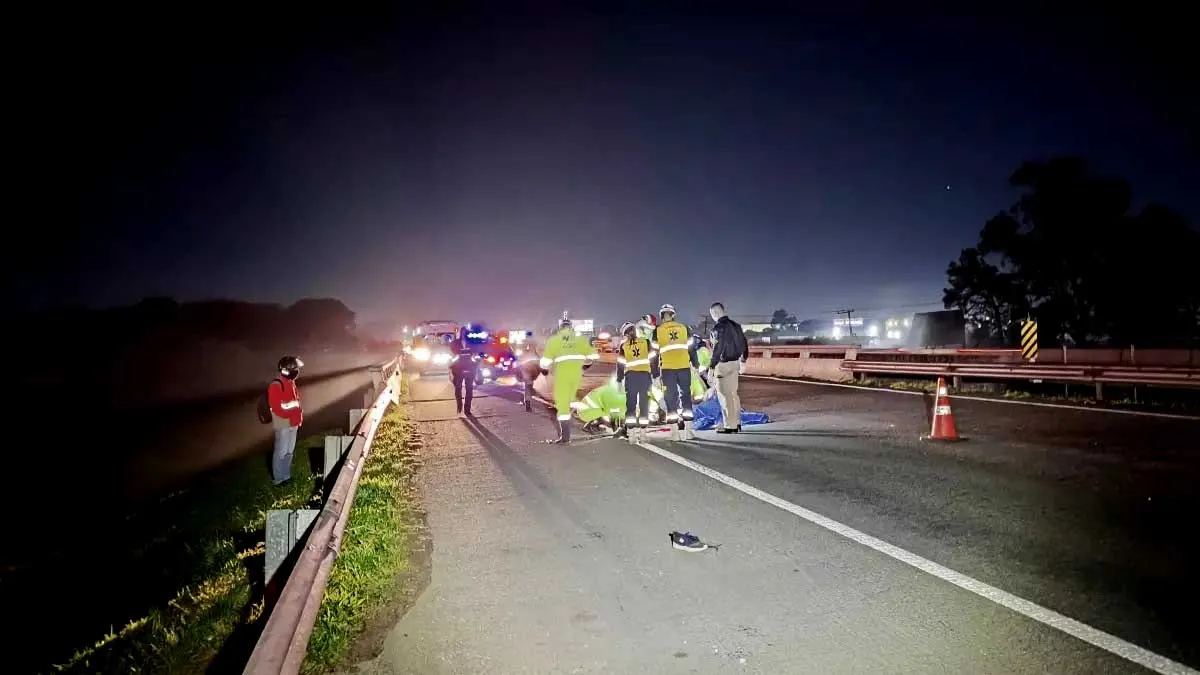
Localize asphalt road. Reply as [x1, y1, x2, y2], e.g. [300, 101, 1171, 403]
[357, 368, 1199, 674]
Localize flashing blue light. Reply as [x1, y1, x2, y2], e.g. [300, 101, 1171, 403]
[467, 331, 489, 340]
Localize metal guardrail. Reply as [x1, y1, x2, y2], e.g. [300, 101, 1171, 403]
[244, 357, 401, 675]
[607, 346, 1200, 388]
[840, 360, 1200, 388]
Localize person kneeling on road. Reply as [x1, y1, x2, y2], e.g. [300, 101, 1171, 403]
[539, 315, 599, 444]
[615, 320, 658, 444]
[574, 374, 626, 436]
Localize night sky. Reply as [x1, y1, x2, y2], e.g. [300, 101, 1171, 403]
[10, 6, 1197, 329]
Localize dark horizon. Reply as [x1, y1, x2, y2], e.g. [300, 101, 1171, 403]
[8, 6, 1197, 328]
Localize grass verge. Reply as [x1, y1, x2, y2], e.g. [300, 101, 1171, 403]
[47, 430, 336, 674]
[303, 403, 423, 673]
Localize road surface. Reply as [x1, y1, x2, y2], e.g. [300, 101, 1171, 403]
[356, 368, 1199, 674]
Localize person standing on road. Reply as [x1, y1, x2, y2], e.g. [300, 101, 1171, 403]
[706, 302, 749, 434]
[653, 303, 699, 440]
[540, 315, 599, 444]
[615, 321, 658, 444]
[449, 326, 480, 416]
[268, 356, 305, 485]
[693, 336, 712, 386]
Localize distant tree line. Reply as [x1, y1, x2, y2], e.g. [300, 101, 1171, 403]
[17, 297, 360, 363]
[944, 157, 1200, 347]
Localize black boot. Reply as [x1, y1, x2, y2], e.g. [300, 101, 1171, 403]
[553, 419, 571, 444]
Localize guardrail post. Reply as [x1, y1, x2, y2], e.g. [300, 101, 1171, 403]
[952, 375, 962, 390]
[368, 365, 385, 391]
[323, 435, 355, 477]
[1094, 381, 1104, 401]
[264, 509, 319, 587]
[349, 408, 366, 433]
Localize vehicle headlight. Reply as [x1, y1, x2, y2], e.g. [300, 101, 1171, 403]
[413, 347, 430, 362]
[482, 367, 492, 378]
[432, 352, 451, 365]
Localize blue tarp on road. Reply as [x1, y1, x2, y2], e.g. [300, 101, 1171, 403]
[691, 396, 770, 431]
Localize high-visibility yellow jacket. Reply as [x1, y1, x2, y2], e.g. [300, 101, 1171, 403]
[616, 337, 659, 381]
[653, 321, 698, 370]
[540, 327, 598, 375]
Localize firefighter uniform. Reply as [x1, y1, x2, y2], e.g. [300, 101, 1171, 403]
[615, 322, 659, 443]
[653, 304, 698, 439]
[539, 319, 599, 443]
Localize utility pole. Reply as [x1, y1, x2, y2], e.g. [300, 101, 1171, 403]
[834, 308, 856, 336]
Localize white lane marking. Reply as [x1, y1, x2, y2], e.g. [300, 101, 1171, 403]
[744, 375, 1200, 421]
[635, 439, 1198, 675]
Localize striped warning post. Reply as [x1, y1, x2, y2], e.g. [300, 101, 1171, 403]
[1021, 320, 1038, 361]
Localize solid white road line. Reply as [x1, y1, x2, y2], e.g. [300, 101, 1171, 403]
[743, 374, 1200, 421]
[636, 439, 1198, 675]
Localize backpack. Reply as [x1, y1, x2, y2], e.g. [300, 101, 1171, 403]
[257, 378, 281, 424]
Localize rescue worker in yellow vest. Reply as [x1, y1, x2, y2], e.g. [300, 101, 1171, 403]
[653, 303, 699, 440]
[615, 321, 659, 444]
[539, 316, 599, 444]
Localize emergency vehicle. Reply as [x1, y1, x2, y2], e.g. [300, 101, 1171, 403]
[407, 320, 459, 375]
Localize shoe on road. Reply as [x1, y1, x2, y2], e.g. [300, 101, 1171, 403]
[669, 531, 708, 552]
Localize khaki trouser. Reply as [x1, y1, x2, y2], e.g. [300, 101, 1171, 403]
[714, 360, 741, 430]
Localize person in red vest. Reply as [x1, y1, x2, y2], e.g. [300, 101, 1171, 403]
[268, 355, 305, 485]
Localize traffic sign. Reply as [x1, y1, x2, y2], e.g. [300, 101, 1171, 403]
[1021, 319, 1038, 361]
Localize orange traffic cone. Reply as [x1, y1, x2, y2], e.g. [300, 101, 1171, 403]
[925, 377, 963, 441]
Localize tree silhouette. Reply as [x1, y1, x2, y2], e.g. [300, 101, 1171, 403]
[770, 308, 797, 327]
[945, 157, 1200, 346]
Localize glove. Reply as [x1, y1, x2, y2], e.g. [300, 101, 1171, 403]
[738, 360, 746, 375]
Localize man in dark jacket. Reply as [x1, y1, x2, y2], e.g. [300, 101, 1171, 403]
[449, 327, 480, 415]
[704, 302, 749, 434]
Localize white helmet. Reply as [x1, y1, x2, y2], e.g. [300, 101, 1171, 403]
[660, 303, 676, 319]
